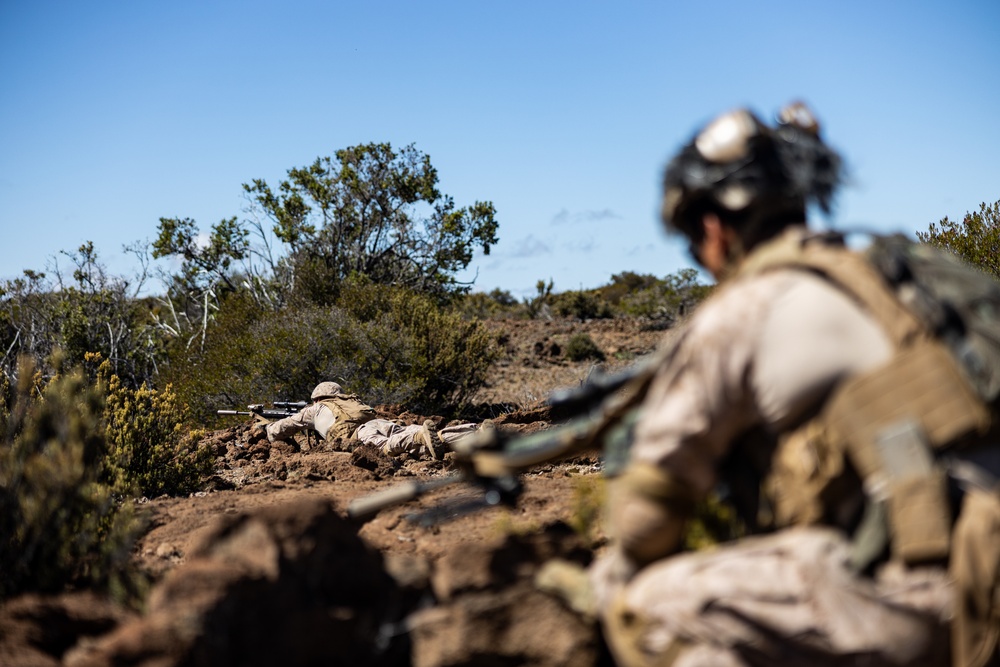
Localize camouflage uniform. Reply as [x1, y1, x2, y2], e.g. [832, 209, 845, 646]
[265, 383, 478, 457]
[590, 230, 955, 665]
[355, 419, 479, 457]
[265, 402, 337, 444]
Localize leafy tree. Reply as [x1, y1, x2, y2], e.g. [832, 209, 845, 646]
[242, 142, 498, 302]
[148, 143, 498, 365]
[917, 200, 1000, 278]
[152, 215, 249, 294]
[147, 216, 252, 354]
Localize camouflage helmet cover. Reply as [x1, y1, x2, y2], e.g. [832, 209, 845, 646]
[311, 382, 343, 400]
[661, 101, 843, 237]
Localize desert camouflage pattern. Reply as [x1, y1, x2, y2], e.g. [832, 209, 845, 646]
[266, 402, 329, 442]
[598, 527, 952, 667]
[591, 227, 957, 666]
[266, 403, 478, 459]
[357, 419, 479, 456]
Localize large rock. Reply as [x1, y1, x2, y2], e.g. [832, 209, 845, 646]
[66, 498, 410, 667]
[410, 522, 609, 667]
[0, 592, 132, 667]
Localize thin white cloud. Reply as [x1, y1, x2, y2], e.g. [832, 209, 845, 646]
[625, 242, 658, 256]
[562, 237, 596, 253]
[551, 208, 622, 225]
[509, 235, 552, 258]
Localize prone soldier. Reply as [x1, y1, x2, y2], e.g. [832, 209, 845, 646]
[261, 381, 480, 459]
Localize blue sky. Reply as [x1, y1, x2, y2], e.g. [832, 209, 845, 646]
[1, 1, 998, 297]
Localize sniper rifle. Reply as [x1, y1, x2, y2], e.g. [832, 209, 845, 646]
[216, 401, 309, 420]
[217, 400, 313, 447]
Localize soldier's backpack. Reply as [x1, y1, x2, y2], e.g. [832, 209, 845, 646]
[319, 394, 377, 443]
[865, 234, 1000, 408]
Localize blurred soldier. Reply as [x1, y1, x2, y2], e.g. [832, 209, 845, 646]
[588, 103, 1000, 667]
[265, 381, 479, 459]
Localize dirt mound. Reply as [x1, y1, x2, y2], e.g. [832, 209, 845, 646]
[66, 498, 411, 667]
[410, 522, 608, 666]
[0, 593, 133, 667]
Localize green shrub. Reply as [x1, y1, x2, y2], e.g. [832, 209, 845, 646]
[99, 356, 214, 498]
[165, 278, 500, 418]
[598, 271, 661, 305]
[564, 333, 605, 362]
[456, 288, 521, 319]
[918, 200, 1000, 279]
[338, 277, 500, 409]
[551, 290, 612, 320]
[0, 357, 141, 600]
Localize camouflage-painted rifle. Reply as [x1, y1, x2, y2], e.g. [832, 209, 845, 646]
[347, 346, 673, 522]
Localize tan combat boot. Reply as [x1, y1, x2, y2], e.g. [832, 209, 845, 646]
[420, 419, 443, 460]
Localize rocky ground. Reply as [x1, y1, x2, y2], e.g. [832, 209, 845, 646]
[0, 317, 669, 667]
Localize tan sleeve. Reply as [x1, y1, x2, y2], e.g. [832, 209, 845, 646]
[265, 403, 328, 442]
[630, 269, 893, 498]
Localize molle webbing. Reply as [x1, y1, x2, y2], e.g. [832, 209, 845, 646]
[737, 231, 992, 453]
[825, 341, 990, 563]
[738, 230, 992, 565]
[319, 395, 376, 442]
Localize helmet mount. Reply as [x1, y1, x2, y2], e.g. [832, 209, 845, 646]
[662, 101, 843, 248]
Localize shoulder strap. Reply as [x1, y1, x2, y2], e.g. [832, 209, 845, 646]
[736, 228, 928, 349]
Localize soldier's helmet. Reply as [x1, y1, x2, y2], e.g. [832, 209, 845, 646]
[311, 382, 343, 400]
[661, 101, 843, 241]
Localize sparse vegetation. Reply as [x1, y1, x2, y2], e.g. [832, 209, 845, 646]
[567, 475, 606, 544]
[564, 333, 606, 362]
[2, 129, 987, 626]
[99, 354, 214, 498]
[0, 357, 141, 601]
[918, 200, 1000, 278]
[459, 268, 713, 324]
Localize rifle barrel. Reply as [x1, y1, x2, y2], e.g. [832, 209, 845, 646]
[347, 474, 463, 520]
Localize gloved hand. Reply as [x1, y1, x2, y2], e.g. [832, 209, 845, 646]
[535, 559, 598, 621]
[587, 545, 639, 615]
[250, 417, 270, 442]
